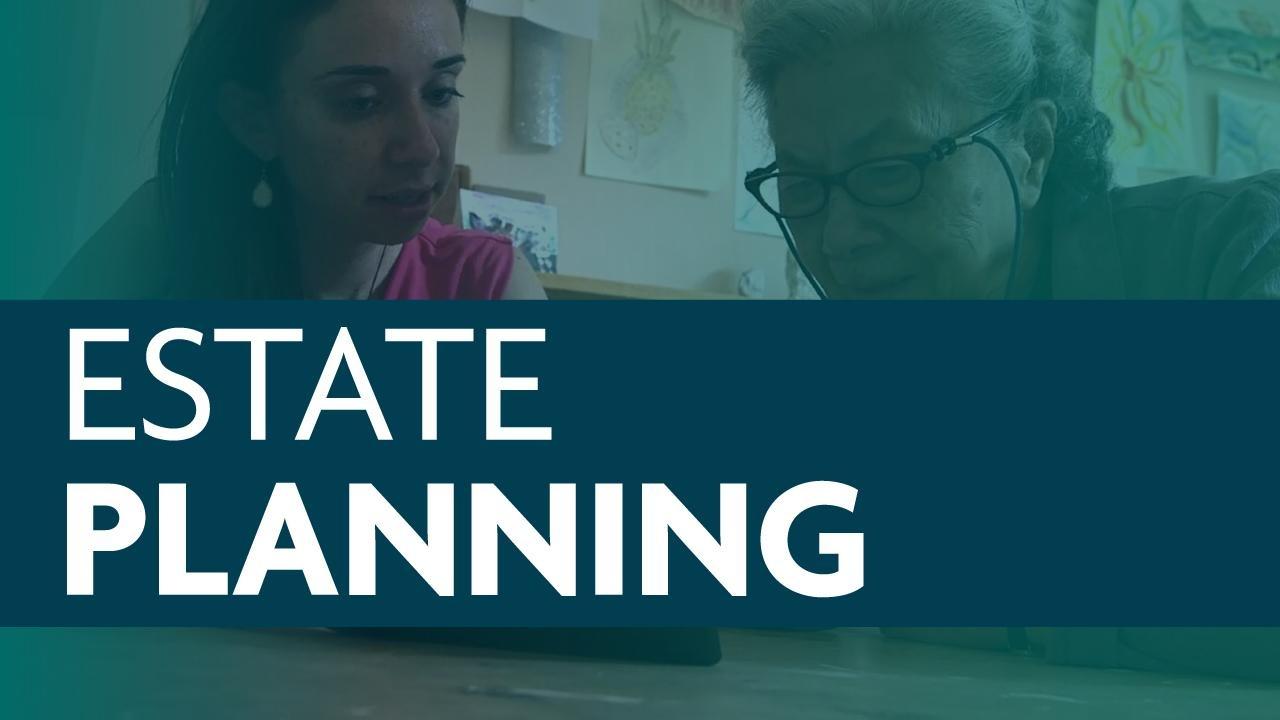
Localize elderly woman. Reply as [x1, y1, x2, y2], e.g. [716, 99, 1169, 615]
[742, 0, 1280, 300]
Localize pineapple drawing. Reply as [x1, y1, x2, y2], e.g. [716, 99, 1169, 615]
[623, 0, 681, 137]
[600, 0, 687, 163]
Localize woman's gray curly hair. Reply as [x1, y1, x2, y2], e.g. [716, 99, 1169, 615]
[742, 0, 1114, 216]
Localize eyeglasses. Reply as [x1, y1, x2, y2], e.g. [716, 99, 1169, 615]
[745, 112, 1009, 220]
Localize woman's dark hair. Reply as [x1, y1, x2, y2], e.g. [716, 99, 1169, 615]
[157, 0, 468, 298]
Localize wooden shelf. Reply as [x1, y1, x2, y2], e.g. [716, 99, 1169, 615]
[537, 274, 747, 301]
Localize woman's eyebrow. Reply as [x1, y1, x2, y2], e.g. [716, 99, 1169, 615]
[315, 55, 465, 82]
[838, 119, 920, 159]
[777, 120, 896, 170]
[316, 65, 391, 81]
[433, 54, 466, 71]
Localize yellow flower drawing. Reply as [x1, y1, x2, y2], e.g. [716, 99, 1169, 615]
[1095, 0, 1193, 169]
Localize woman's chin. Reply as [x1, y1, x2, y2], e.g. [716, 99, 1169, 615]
[827, 276, 929, 300]
[357, 205, 436, 244]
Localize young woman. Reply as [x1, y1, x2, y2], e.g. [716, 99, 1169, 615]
[51, 0, 545, 301]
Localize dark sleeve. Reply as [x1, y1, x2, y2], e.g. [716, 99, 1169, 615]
[46, 180, 173, 299]
[1200, 174, 1280, 299]
[1227, 230, 1280, 299]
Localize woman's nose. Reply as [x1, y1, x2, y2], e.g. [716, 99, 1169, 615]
[821, 189, 880, 257]
[387, 105, 441, 168]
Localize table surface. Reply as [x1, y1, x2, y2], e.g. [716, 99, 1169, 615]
[12, 628, 1280, 719]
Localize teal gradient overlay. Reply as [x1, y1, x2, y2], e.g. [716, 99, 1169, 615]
[1, 628, 1278, 718]
[0, 2, 188, 299]
[0, 629, 119, 719]
[1, 3, 99, 298]
[0, 629, 247, 720]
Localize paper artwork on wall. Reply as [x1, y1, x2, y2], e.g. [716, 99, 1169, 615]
[1185, 0, 1280, 84]
[1217, 91, 1280, 180]
[585, 0, 734, 192]
[460, 189, 560, 274]
[1093, 0, 1195, 173]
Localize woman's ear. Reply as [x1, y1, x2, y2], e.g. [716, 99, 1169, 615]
[217, 82, 279, 163]
[1017, 99, 1058, 210]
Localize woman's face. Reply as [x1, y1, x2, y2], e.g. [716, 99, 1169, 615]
[768, 40, 1023, 300]
[265, 0, 464, 247]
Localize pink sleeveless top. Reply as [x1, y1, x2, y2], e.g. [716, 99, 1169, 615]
[380, 220, 515, 300]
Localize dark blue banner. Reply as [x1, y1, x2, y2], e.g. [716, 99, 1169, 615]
[1, 301, 1277, 627]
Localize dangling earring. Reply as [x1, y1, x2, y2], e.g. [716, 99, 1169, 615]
[251, 166, 274, 209]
